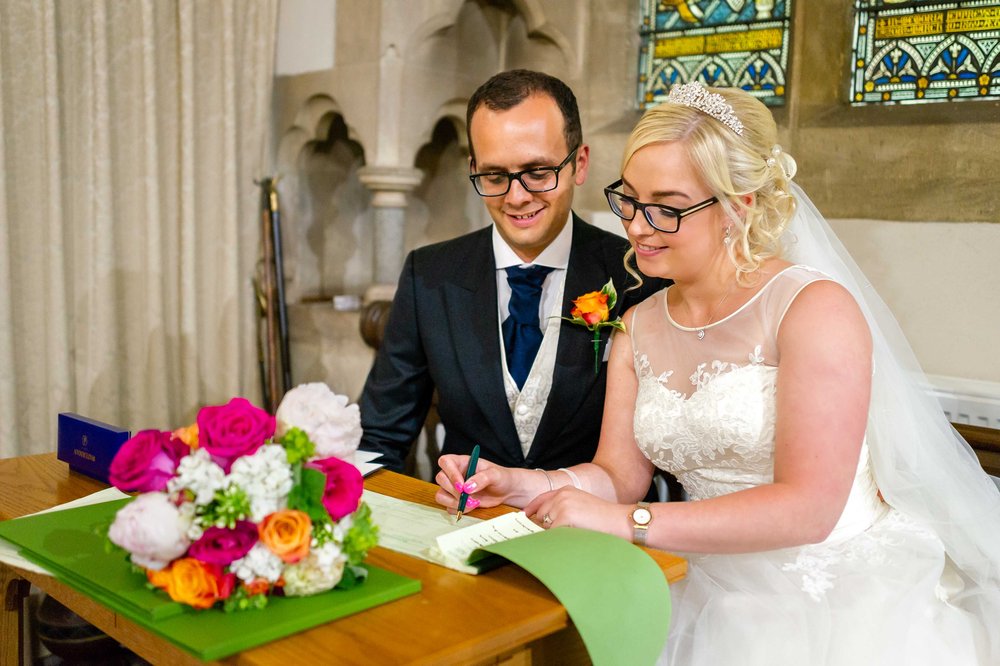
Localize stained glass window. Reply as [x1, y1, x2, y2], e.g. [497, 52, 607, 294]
[637, 0, 793, 108]
[851, 1, 1000, 104]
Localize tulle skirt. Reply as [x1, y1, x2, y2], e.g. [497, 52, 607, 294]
[661, 508, 995, 665]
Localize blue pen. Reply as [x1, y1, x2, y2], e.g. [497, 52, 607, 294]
[455, 444, 480, 522]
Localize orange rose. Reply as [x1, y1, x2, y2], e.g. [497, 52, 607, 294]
[258, 510, 312, 563]
[147, 566, 173, 591]
[243, 578, 272, 596]
[570, 291, 609, 326]
[171, 423, 199, 450]
[146, 558, 227, 609]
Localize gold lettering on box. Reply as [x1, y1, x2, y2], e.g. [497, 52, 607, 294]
[875, 12, 944, 38]
[74, 449, 97, 462]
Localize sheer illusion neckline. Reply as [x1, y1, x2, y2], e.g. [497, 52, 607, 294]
[663, 264, 803, 333]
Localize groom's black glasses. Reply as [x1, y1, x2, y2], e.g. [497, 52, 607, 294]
[469, 147, 579, 197]
[604, 179, 718, 233]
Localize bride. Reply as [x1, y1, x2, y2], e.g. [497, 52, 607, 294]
[435, 82, 1000, 664]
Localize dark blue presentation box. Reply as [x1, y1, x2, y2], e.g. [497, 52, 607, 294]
[57, 413, 131, 484]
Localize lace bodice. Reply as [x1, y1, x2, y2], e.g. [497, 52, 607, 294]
[631, 266, 883, 538]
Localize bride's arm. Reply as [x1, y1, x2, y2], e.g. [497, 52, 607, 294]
[636, 280, 872, 553]
[435, 310, 655, 512]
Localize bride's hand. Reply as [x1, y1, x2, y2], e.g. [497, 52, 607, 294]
[435, 454, 518, 513]
[524, 488, 631, 540]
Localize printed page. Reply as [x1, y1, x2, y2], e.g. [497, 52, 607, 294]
[363, 490, 484, 571]
[362, 490, 542, 574]
[434, 511, 543, 569]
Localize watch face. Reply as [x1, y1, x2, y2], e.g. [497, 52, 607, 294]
[633, 507, 652, 526]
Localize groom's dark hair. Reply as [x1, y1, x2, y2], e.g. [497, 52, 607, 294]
[466, 69, 582, 167]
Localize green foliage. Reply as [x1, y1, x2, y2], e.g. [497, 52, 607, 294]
[199, 485, 251, 528]
[342, 502, 379, 567]
[222, 586, 270, 612]
[279, 427, 316, 465]
[286, 465, 330, 524]
[601, 277, 618, 311]
[334, 564, 369, 590]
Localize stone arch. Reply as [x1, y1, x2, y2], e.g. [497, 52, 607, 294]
[405, 0, 576, 73]
[276, 94, 364, 171]
[275, 94, 371, 302]
[394, 0, 578, 170]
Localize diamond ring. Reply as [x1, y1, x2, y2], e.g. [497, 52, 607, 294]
[543, 514, 552, 525]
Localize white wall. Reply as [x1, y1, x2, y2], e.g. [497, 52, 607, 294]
[275, 0, 335, 75]
[828, 218, 1000, 383]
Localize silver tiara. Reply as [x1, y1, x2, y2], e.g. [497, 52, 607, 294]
[666, 82, 744, 136]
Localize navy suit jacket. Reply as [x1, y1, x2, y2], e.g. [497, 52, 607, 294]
[359, 214, 666, 472]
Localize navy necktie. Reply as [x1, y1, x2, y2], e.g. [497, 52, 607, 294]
[502, 265, 555, 390]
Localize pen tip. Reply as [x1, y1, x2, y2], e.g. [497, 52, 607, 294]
[455, 512, 463, 523]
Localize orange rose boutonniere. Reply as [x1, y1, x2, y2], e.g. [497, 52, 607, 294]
[564, 278, 626, 374]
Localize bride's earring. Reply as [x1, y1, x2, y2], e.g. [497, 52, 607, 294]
[723, 225, 733, 246]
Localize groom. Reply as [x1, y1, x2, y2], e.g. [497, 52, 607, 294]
[359, 69, 662, 474]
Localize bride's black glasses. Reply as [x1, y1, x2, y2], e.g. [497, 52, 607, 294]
[604, 179, 718, 233]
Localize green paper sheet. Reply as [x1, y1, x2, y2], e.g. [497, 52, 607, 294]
[0, 497, 420, 660]
[477, 527, 671, 666]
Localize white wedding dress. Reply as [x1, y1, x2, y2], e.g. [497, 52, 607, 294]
[630, 265, 993, 665]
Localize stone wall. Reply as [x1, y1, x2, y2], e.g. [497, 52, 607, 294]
[273, 0, 1000, 392]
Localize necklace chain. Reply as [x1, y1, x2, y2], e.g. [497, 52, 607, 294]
[693, 281, 737, 340]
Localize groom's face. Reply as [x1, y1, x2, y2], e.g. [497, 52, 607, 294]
[468, 93, 589, 263]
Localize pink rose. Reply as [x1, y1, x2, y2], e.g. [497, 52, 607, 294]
[197, 397, 275, 472]
[187, 521, 258, 566]
[306, 456, 363, 521]
[109, 430, 188, 493]
[108, 493, 192, 570]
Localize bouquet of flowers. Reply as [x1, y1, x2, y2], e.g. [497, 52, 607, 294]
[105, 383, 377, 611]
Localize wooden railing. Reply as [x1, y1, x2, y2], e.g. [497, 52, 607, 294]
[953, 423, 1000, 478]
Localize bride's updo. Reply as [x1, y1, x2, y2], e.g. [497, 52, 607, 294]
[621, 84, 797, 280]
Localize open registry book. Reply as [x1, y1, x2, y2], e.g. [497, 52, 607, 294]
[363, 490, 543, 574]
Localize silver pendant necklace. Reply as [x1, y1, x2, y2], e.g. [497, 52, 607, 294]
[694, 281, 737, 340]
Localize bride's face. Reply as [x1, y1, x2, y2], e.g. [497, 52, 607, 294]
[619, 141, 729, 282]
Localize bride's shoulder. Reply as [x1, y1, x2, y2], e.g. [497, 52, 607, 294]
[777, 277, 871, 350]
[620, 287, 667, 336]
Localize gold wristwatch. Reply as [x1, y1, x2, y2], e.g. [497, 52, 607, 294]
[631, 501, 652, 546]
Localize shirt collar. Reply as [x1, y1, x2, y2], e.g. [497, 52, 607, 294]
[492, 212, 573, 270]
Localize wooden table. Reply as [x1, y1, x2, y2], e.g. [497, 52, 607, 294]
[1, 454, 685, 665]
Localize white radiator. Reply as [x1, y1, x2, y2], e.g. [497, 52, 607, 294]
[928, 375, 1000, 429]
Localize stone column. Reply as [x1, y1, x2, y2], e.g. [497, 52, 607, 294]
[357, 166, 423, 288]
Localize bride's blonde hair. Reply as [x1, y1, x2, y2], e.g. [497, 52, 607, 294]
[621, 86, 797, 285]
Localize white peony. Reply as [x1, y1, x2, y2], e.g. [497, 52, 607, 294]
[108, 493, 192, 570]
[275, 382, 362, 459]
[282, 542, 346, 596]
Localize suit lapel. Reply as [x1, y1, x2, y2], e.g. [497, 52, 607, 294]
[529, 216, 610, 460]
[444, 230, 522, 461]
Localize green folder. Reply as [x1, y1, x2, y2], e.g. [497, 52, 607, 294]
[478, 527, 672, 666]
[0, 498, 420, 660]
